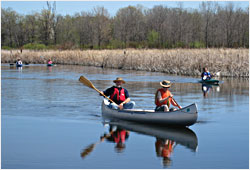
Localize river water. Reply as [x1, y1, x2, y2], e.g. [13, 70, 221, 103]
[1, 64, 249, 169]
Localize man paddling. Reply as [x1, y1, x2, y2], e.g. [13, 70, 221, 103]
[100, 77, 135, 110]
[155, 80, 182, 112]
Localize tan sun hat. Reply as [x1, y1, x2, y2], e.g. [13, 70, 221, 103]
[160, 80, 171, 88]
[113, 77, 125, 84]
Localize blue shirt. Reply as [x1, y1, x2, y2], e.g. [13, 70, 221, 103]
[201, 71, 211, 80]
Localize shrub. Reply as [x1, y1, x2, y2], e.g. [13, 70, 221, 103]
[189, 41, 206, 48]
[23, 43, 47, 50]
[147, 30, 159, 48]
[2, 46, 12, 50]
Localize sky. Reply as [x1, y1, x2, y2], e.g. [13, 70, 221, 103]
[1, 1, 249, 16]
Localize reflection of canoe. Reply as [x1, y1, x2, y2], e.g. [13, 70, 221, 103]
[199, 79, 219, 85]
[105, 120, 198, 151]
[102, 99, 198, 126]
[47, 64, 54, 66]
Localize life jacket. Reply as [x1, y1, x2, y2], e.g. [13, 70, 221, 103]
[155, 88, 172, 107]
[16, 61, 22, 65]
[202, 71, 211, 80]
[110, 87, 126, 103]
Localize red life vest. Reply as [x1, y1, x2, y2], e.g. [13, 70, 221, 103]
[155, 88, 179, 108]
[110, 87, 126, 103]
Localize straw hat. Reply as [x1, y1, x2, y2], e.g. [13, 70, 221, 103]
[113, 77, 125, 84]
[160, 80, 171, 88]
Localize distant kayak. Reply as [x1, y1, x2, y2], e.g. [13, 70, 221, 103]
[199, 79, 219, 85]
[47, 64, 54, 66]
[16, 64, 23, 67]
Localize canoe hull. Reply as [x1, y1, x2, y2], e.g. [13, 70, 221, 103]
[47, 64, 53, 66]
[199, 79, 219, 85]
[102, 99, 198, 126]
[16, 64, 22, 67]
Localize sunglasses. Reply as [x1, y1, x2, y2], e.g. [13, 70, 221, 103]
[162, 82, 170, 86]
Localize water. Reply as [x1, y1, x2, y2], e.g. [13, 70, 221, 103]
[1, 64, 249, 169]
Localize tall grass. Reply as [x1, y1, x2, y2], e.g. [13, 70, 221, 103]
[1, 48, 249, 77]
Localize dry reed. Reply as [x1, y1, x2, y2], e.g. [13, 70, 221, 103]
[1, 48, 249, 77]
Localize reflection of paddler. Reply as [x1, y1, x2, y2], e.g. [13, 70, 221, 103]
[80, 126, 130, 159]
[81, 130, 113, 159]
[202, 84, 212, 97]
[105, 126, 130, 153]
[155, 138, 176, 167]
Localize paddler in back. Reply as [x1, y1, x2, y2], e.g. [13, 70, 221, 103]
[155, 80, 182, 112]
[100, 77, 135, 110]
[201, 67, 213, 80]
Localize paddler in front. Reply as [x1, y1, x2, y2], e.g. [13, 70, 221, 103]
[155, 80, 182, 112]
[100, 77, 135, 110]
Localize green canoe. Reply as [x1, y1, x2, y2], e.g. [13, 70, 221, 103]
[199, 79, 219, 85]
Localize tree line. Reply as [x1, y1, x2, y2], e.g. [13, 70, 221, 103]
[1, 2, 249, 50]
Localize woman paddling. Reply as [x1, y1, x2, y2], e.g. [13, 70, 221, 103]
[155, 80, 182, 112]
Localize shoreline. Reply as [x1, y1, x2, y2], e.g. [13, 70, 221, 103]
[1, 48, 249, 77]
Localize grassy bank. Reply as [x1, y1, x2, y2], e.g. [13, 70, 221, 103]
[1, 48, 249, 77]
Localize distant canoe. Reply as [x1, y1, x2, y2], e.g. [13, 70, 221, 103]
[16, 64, 23, 67]
[199, 79, 219, 85]
[102, 99, 198, 127]
[47, 64, 54, 66]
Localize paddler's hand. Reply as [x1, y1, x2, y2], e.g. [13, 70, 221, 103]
[118, 103, 124, 110]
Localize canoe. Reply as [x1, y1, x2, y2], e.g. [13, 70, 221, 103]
[16, 64, 22, 67]
[47, 64, 54, 66]
[199, 79, 219, 85]
[101, 99, 198, 126]
[105, 120, 198, 151]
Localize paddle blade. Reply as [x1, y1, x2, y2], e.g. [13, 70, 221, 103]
[79, 76, 95, 89]
[80, 143, 96, 159]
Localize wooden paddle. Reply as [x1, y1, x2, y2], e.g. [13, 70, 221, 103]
[79, 76, 118, 105]
[172, 97, 181, 109]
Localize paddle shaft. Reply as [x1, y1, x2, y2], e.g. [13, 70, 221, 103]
[172, 97, 181, 109]
[81, 131, 113, 159]
[79, 76, 118, 106]
[94, 87, 118, 105]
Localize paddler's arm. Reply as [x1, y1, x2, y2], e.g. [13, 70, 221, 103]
[99, 87, 113, 97]
[170, 98, 182, 109]
[157, 91, 172, 103]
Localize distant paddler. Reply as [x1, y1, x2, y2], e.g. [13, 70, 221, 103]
[47, 58, 53, 66]
[201, 67, 213, 80]
[155, 80, 182, 112]
[16, 58, 23, 67]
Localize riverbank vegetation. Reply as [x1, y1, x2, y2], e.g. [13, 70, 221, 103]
[1, 48, 248, 77]
[1, 2, 249, 50]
